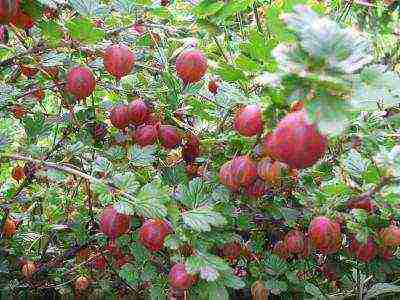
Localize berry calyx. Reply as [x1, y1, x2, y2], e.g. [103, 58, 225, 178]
[12, 166, 25, 182]
[2, 217, 16, 238]
[22, 261, 36, 278]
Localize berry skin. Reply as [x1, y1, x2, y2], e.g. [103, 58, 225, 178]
[308, 216, 342, 254]
[10, 105, 27, 119]
[20, 65, 38, 78]
[110, 104, 130, 130]
[175, 50, 207, 84]
[0, 0, 19, 24]
[284, 230, 305, 254]
[66, 66, 96, 99]
[75, 276, 90, 291]
[273, 241, 290, 260]
[257, 158, 285, 184]
[138, 219, 171, 252]
[182, 133, 200, 163]
[34, 88, 45, 102]
[22, 261, 36, 278]
[208, 80, 219, 95]
[158, 125, 181, 149]
[230, 156, 257, 187]
[99, 206, 131, 240]
[245, 178, 268, 198]
[103, 44, 135, 80]
[380, 226, 400, 247]
[348, 236, 377, 263]
[219, 160, 240, 191]
[378, 246, 395, 261]
[347, 195, 374, 213]
[264, 110, 327, 169]
[169, 263, 193, 290]
[12, 166, 25, 182]
[234, 104, 263, 137]
[133, 124, 158, 146]
[221, 243, 241, 261]
[127, 99, 149, 125]
[10, 9, 34, 29]
[2, 217, 16, 238]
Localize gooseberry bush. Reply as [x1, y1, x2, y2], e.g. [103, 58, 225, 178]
[1, 0, 400, 299]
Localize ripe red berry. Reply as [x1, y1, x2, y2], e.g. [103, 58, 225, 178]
[20, 65, 38, 78]
[0, 25, 8, 43]
[12, 166, 25, 182]
[99, 206, 131, 240]
[219, 160, 240, 191]
[208, 80, 219, 95]
[378, 246, 395, 261]
[230, 156, 257, 187]
[308, 216, 341, 254]
[273, 241, 290, 260]
[2, 217, 16, 238]
[347, 195, 374, 213]
[90, 254, 107, 270]
[103, 44, 135, 80]
[348, 236, 377, 262]
[175, 50, 207, 84]
[110, 104, 130, 130]
[182, 133, 200, 163]
[245, 178, 268, 198]
[127, 99, 149, 125]
[10, 105, 27, 119]
[264, 110, 327, 169]
[133, 124, 158, 146]
[284, 230, 305, 254]
[138, 219, 171, 252]
[22, 261, 36, 278]
[158, 125, 181, 149]
[257, 158, 284, 184]
[0, 0, 19, 24]
[380, 225, 400, 247]
[10, 9, 34, 29]
[75, 276, 90, 291]
[34, 88, 45, 102]
[234, 104, 263, 137]
[66, 66, 96, 99]
[169, 263, 193, 290]
[222, 243, 241, 261]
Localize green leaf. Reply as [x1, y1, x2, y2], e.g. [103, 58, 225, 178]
[68, 0, 109, 17]
[216, 65, 246, 82]
[235, 55, 261, 73]
[38, 22, 63, 47]
[193, 0, 224, 18]
[220, 273, 245, 289]
[305, 283, 326, 299]
[94, 156, 113, 173]
[114, 201, 136, 215]
[119, 264, 140, 284]
[265, 279, 288, 295]
[182, 207, 227, 232]
[112, 172, 140, 193]
[41, 52, 67, 67]
[202, 253, 231, 272]
[207, 282, 229, 300]
[215, 0, 254, 21]
[66, 18, 105, 44]
[186, 256, 206, 274]
[366, 283, 400, 298]
[342, 149, 369, 180]
[179, 178, 208, 208]
[306, 93, 350, 136]
[130, 145, 156, 167]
